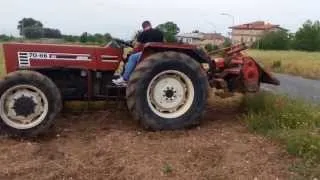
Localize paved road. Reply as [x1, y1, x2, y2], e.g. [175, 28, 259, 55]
[262, 73, 320, 104]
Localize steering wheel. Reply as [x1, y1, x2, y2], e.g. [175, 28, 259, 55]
[113, 38, 134, 48]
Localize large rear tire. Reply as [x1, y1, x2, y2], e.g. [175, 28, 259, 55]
[126, 52, 209, 130]
[0, 71, 62, 137]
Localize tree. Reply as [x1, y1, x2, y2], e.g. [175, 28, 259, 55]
[43, 28, 62, 38]
[156, 22, 180, 42]
[104, 33, 112, 43]
[23, 27, 43, 39]
[254, 30, 291, 50]
[223, 38, 232, 47]
[80, 32, 88, 43]
[17, 18, 43, 36]
[293, 20, 320, 51]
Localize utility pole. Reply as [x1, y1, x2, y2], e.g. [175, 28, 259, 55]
[221, 13, 235, 43]
[220, 13, 235, 26]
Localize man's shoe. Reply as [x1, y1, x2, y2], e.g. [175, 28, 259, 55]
[112, 76, 127, 86]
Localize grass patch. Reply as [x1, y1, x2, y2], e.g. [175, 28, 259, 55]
[243, 92, 320, 178]
[162, 163, 173, 175]
[248, 50, 320, 79]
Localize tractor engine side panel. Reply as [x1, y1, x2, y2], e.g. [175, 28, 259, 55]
[36, 68, 116, 100]
[37, 69, 88, 100]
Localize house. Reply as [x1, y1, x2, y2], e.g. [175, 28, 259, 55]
[201, 33, 225, 46]
[176, 33, 203, 44]
[176, 32, 225, 46]
[229, 21, 285, 44]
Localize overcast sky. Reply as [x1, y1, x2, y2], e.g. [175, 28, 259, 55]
[0, 0, 319, 39]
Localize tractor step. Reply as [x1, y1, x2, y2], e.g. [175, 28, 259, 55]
[104, 84, 126, 100]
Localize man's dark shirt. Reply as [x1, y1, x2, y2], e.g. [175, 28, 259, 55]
[137, 28, 164, 43]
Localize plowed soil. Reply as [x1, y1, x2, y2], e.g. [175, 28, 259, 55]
[0, 95, 297, 180]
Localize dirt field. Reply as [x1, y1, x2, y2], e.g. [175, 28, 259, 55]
[0, 94, 298, 180]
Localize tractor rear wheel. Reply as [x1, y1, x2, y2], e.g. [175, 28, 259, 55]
[0, 70, 62, 137]
[126, 52, 209, 130]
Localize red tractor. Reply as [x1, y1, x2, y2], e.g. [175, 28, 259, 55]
[0, 40, 279, 137]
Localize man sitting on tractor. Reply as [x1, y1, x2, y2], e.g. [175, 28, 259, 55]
[112, 21, 164, 86]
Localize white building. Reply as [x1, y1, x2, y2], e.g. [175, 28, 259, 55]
[176, 32, 225, 46]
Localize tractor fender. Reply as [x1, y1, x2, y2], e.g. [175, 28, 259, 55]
[139, 43, 215, 76]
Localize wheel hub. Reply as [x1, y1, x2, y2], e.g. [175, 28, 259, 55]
[0, 85, 48, 129]
[163, 87, 177, 100]
[12, 95, 37, 117]
[147, 70, 195, 119]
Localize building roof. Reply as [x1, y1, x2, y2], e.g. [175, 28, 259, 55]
[229, 21, 283, 30]
[203, 33, 225, 41]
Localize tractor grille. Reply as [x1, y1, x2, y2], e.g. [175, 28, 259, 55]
[18, 52, 30, 67]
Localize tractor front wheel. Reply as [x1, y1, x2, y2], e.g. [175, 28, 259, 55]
[0, 71, 62, 137]
[126, 52, 209, 130]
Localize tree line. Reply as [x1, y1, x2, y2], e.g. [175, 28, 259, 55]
[4, 17, 318, 52]
[253, 20, 320, 51]
[17, 18, 62, 39]
[0, 18, 181, 45]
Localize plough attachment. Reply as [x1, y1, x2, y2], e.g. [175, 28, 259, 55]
[209, 43, 280, 94]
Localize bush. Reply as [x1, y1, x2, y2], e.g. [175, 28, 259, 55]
[223, 38, 232, 47]
[243, 92, 320, 177]
[92, 33, 104, 44]
[285, 132, 320, 163]
[243, 93, 319, 132]
[63, 35, 79, 42]
[43, 28, 62, 38]
[0, 34, 14, 42]
[293, 20, 320, 51]
[204, 44, 218, 52]
[251, 20, 320, 51]
[253, 30, 291, 50]
[78, 32, 111, 45]
[271, 60, 282, 69]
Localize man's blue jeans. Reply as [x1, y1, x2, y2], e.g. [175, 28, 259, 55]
[123, 52, 142, 81]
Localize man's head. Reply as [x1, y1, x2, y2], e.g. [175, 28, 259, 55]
[142, 21, 152, 31]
